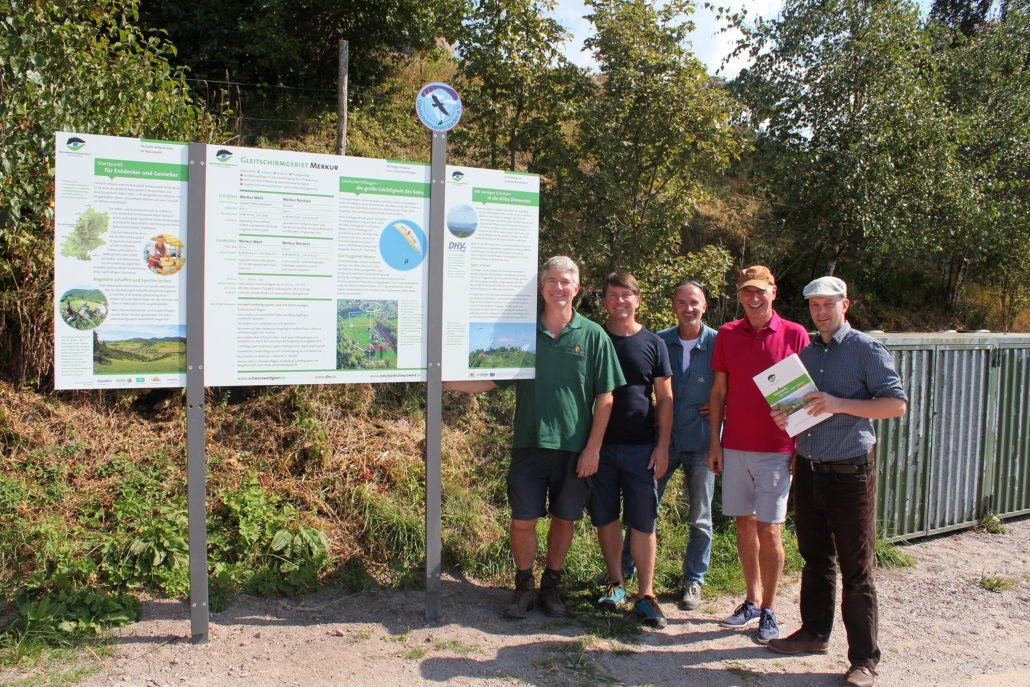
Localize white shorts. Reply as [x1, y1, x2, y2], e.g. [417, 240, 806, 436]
[721, 449, 792, 523]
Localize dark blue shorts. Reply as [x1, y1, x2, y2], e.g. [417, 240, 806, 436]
[587, 443, 659, 533]
[507, 447, 589, 522]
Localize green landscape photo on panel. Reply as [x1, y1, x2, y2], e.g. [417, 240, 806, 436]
[59, 286, 109, 330]
[93, 324, 186, 374]
[468, 322, 535, 369]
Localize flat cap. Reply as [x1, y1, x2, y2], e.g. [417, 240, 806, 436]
[803, 276, 847, 299]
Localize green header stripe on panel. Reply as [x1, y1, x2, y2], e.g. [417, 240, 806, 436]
[238, 297, 333, 302]
[339, 177, 430, 197]
[238, 233, 332, 240]
[386, 160, 430, 166]
[472, 187, 539, 206]
[94, 159, 187, 181]
[239, 189, 333, 198]
[765, 375, 811, 404]
[139, 138, 188, 146]
[238, 273, 332, 278]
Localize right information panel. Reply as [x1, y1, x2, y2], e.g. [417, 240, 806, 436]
[441, 166, 539, 382]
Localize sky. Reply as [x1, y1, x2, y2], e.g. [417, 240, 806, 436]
[549, 0, 935, 78]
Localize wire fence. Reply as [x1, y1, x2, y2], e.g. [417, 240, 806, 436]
[183, 76, 412, 137]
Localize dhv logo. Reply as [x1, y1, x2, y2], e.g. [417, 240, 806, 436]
[448, 241, 466, 254]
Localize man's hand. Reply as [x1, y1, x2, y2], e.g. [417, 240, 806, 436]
[707, 444, 723, 474]
[649, 445, 669, 481]
[770, 408, 789, 429]
[698, 402, 711, 418]
[577, 445, 600, 478]
[802, 391, 844, 416]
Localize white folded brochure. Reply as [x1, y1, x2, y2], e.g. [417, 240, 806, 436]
[752, 353, 832, 437]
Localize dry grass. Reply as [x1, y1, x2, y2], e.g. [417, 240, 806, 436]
[0, 381, 515, 587]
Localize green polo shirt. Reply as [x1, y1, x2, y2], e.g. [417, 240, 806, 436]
[499, 310, 625, 452]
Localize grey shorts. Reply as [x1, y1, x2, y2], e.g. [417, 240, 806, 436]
[507, 447, 589, 522]
[721, 448, 792, 523]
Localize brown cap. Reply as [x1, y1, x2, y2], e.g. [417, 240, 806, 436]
[736, 265, 775, 291]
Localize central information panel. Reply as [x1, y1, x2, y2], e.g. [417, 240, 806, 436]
[202, 144, 538, 386]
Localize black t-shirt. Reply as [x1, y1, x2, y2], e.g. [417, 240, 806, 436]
[604, 326, 673, 445]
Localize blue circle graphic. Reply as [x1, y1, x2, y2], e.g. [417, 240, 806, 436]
[379, 219, 427, 271]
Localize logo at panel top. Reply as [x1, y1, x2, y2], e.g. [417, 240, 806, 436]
[451, 170, 465, 181]
[214, 149, 233, 162]
[767, 374, 776, 383]
[415, 82, 462, 132]
[66, 137, 86, 151]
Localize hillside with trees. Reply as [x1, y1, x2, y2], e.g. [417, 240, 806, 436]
[1, 0, 1028, 675]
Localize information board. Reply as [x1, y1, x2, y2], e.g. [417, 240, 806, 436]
[203, 145, 433, 385]
[53, 132, 188, 390]
[442, 166, 538, 381]
[54, 135, 539, 389]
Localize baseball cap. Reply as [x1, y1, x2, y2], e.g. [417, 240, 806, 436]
[803, 276, 848, 299]
[736, 265, 775, 291]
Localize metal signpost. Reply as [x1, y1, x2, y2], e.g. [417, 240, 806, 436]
[185, 143, 209, 643]
[416, 82, 462, 622]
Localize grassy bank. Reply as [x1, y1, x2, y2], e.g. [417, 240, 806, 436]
[0, 381, 807, 676]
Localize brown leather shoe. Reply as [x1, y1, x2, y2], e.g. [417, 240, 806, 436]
[843, 665, 877, 687]
[766, 628, 830, 655]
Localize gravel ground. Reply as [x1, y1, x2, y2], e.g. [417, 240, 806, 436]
[16, 516, 1030, 687]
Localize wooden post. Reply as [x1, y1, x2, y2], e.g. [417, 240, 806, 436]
[336, 40, 349, 155]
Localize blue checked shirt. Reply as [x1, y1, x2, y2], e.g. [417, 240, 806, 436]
[796, 322, 907, 461]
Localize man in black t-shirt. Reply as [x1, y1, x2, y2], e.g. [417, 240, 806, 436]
[589, 271, 673, 628]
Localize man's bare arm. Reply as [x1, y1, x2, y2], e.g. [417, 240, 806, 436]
[650, 376, 673, 480]
[577, 391, 613, 478]
[707, 371, 728, 474]
[442, 380, 497, 393]
[801, 393, 907, 419]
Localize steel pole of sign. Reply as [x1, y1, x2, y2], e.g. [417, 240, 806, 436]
[185, 143, 210, 643]
[425, 131, 447, 622]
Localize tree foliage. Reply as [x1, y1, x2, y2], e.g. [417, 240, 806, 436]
[0, 0, 227, 386]
[137, 0, 465, 95]
[729, 0, 1030, 312]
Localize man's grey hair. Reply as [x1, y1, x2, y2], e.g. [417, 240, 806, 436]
[539, 256, 580, 284]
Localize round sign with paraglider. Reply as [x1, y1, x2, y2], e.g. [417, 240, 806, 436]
[415, 82, 462, 132]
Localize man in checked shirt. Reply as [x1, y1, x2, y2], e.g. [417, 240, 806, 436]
[766, 276, 907, 687]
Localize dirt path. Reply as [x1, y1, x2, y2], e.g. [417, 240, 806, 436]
[26, 517, 1030, 686]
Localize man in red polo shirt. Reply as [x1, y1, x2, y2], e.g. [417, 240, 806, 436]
[707, 266, 809, 644]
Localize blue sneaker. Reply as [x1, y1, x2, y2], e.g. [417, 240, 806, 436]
[633, 595, 667, 628]
[597, 582, 626, 610]
[720, 599, 761, 628]
[756, 607, 779, 644]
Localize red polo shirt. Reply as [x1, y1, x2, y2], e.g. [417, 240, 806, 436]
[712, 311, 810, 453]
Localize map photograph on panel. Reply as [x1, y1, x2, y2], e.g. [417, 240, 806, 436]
[61, 208, 108, 261]
[336, 299, 399, 370]
[93, 324, 186, 374]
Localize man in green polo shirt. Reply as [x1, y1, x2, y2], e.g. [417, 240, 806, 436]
[445, 256, 624, 618]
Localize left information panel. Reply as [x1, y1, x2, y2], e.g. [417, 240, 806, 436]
[203, 145, 430, 386]
[54, 132, 188, 390]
